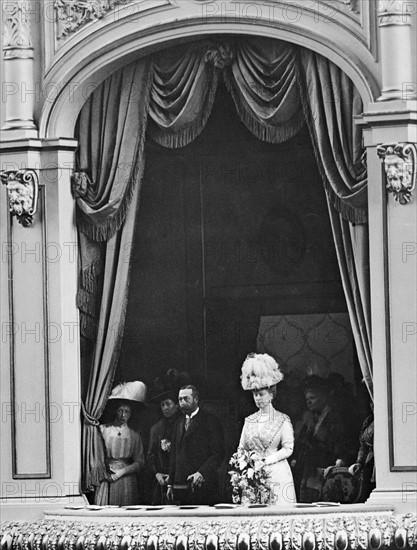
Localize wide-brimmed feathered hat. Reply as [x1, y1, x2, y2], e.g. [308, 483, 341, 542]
[108, 381, 147, 403]
[100, 381, 147, 424]
[241, 353, 283, 391]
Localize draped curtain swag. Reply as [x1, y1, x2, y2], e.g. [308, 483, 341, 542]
[73, 37, 372, 493]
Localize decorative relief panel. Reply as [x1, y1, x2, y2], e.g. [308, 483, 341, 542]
[323, 0, 360, 14]
[0, 170, 39, 226]
[378, 0, 413, 26]
[377, 143, 416, 204]
[2, 0, 33, 59]
[0, 514, 416, 549]
[54, 0, 173, 41]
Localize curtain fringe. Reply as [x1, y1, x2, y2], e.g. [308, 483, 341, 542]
[83, 463, 108, 492]
[223, 71, 305, 144]
[79, 259, 103, 293]
[322, 176, 368, 224]
[76, 290, 98, 317]
[79, 314, 98, 342]
[150, 71, 219, 149]
[77, 63, 153, 242]
[295, 58, 368, 225]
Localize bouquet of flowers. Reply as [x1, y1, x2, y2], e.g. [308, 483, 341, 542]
[229, 448, 271, 504]
[160, 438, 171, 452]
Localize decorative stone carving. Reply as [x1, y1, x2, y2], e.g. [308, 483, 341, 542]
[2, 0, 34, 59]
[327, 0, 360, 14]
[55, 0, 110, 39]
[54, 0, 171, 40]
[0, 170, 39, 226]
[378, 0, 412, 26]
[0, 514, 415, 549]
[377, 143, 416, 204]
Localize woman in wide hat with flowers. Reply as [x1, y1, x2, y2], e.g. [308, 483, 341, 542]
[94, 381, 146, 506]
[232, 353, 296, 505]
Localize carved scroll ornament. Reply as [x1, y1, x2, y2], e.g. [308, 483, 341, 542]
[377, 143, 416, 204]
[0, 170, 39, 226]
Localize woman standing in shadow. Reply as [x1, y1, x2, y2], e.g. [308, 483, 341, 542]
[95, 381, 146, 506]
[291, 376, 353, 503]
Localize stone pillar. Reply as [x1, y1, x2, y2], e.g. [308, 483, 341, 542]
[357, 101, 417, 513]
[377, 0, 416, 102]
[2, 0, 37, 137]
[0, 138, 84, 520]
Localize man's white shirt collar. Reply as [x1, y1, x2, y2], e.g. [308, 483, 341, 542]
[187, 407, 199, 419]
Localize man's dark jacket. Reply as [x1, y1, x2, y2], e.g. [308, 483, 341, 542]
[169, 408, 224, 485]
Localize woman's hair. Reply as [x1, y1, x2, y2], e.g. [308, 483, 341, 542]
[252, 384, 277, 397]
[267, 385, 277, 398]
[115, 399, 132, 410]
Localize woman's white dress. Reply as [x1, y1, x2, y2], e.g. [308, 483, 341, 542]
[95, 424, 144, 506]
[239, 407, 297, 505]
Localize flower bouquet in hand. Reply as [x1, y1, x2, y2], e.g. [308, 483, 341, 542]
[229, 448, 271, 504]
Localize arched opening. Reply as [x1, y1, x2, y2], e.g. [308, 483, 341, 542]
[73, 34, 373, 506]
[41, 24, 377, 139]
[118, 80, 372, 503]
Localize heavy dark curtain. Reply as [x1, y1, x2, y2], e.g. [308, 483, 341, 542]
[73, 37, 372, 493]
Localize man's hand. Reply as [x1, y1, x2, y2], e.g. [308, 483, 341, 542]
[187, 472, 204, 488]
[348, 462, 362, 476]
[156, 473, 169, 486]
[166, 486, 174, 501]
[323, 466, 333, 478]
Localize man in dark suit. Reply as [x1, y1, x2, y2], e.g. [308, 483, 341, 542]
[166, 385, 224, 505]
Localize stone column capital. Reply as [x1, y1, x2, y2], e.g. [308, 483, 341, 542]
[377, 0, 413, 26]
[2, 0, 34, 59]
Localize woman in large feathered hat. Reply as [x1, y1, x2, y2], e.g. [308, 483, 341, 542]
[94, 381, 147, 506]
[234, 353, 297, 505]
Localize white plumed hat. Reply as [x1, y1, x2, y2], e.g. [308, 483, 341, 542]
[241, 353, 283, 391]
[108, 381, 147, 403]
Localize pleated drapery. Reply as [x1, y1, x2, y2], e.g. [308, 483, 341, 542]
[74, 59, 152, 491]
[223, 38, 304, 144]
[148, 43, 219, 148]
[75, 60, 152, 241]
[298, 49, 368, 224]
[73, 37, 372, 494]
[326, 199, 373, 397]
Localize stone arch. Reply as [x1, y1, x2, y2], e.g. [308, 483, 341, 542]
[40, 20, 379, 138]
